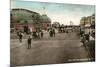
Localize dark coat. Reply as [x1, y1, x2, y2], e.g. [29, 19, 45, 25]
[28, 38, 31, 44]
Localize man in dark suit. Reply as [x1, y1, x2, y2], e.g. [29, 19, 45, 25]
[27, 36, 32, 49]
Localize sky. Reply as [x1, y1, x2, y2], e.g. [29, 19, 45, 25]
[11, 0, 95, 25]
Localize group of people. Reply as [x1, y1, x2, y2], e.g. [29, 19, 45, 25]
[80, 29, 95, 47]
[17, 29, 44, 49]
[49, 28, 55, 37]
[16, 27, 57, 49]
[32, 30, 43, 39]
[80, 28, 95, 59]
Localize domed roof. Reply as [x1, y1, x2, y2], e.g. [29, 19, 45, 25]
[41, 14, 51, 23]
[11, 8, 41, 23]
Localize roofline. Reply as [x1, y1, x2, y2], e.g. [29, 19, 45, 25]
[11, 8, 39, 15]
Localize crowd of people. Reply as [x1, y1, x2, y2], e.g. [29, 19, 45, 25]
[11, 25, 78, 49]
[80, 29, 95, 46]
[12, 25, 95, 50]
[80, 28, 95, 59]
[49, 28, 56, 37]
[15, 26, 77, 49]
[14, 26, 57, 49]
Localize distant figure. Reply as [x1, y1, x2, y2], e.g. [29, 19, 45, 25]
[32, 31, 36, 39]
[91, 31, 95, 38]
[85, 34, 89, 42]
[18, 32, 23, 43]
[49, 30, 53, 37]
[27, 36, 32, 49]
[66, 29, 68, 34]
[52, 29, 55, 37]
[80, 31, 84, 37]
[81, 34, 86, 47]
[29, 27, 33, 34]
[41, 30, 44, 38]
[37, 31, 40, 39]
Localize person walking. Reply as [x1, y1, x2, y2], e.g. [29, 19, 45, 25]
[18, 31, 23, 43]
[41, 30, 43, 38]
[52, 28, 55, 37]
[27, 36, 32, 49]
[49, 30, 53, 37]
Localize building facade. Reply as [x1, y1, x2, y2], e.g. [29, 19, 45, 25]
[11, 8, 51, 33]
[80, 14, 95, 34]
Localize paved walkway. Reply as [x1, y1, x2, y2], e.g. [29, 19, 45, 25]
[10, 32, 90, 66]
